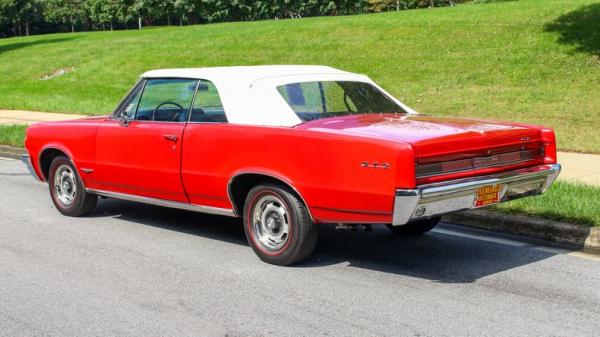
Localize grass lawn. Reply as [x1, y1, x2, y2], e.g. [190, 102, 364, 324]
[494, 181, 600, 227]
[0, 0, 599, 152]
[0, 125, 27, 147]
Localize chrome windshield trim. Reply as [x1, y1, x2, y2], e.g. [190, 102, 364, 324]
[111, 79, 146, 119]
[86, 188, 237, 217]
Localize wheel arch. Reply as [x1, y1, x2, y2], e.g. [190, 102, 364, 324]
[227, 171, 314, 222]
[38, 146, 74, 181]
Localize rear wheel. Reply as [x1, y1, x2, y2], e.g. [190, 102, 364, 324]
[243, 184, 318, 266]
[48, 156, 97, 217]
[386, 217, 440, 235]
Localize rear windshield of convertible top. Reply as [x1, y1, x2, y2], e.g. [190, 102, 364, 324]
[277, 81, 406, 122]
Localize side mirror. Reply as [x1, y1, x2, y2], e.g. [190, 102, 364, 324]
[118, 111, 132, 127]
[118, 103, 137, 127]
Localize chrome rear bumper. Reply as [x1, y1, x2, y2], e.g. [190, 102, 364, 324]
[392, 164, 561, 226]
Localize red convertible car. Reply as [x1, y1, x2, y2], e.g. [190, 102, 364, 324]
[23, 65, 561, 265]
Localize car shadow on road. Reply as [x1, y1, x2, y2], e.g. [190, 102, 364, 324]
[92, 198, 248, 247]
[92, 198, 557, 284]
[305, 225, 557, 284]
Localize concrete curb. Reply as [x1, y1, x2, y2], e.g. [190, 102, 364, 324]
[444, 210, 600, 254]
[0, 144, 26, 159]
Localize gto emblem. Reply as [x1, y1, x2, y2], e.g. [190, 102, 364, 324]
[473, 155, 500, 168]
[361, 161, 391, 169]
[521, 136, 531, 142]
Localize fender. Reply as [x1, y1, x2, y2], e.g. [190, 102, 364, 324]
[37, 143, 77, 181]
[227, 168, 314, 221]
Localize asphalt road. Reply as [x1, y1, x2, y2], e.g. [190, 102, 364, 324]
[1, 158, 599, 337]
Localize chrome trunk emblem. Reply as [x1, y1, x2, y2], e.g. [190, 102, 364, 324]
[473, 155, 500, 168]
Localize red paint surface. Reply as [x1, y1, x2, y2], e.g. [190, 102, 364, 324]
[94, 120, 188, 202]
[24, 113, 557, 224]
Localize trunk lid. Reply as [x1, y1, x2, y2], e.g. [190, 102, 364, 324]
[296, 114, 543, 163]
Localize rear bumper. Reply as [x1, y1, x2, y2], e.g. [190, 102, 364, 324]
[392, 164, 561, 226]
[21, 154, 41, 182]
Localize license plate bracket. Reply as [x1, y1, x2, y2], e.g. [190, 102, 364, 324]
[475, 184, 504, 207]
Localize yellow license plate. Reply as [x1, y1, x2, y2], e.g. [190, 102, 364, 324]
[475, 184, 503, 207]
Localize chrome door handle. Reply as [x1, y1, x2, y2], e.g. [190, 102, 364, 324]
[164, 135, 178, 142]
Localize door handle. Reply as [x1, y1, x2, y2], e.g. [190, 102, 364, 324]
[164, 135, 178, 142]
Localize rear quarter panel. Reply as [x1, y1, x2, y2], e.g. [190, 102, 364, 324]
[181, 124, 415, 224]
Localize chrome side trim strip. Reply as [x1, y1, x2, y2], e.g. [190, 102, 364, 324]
[21, 154, 41, 182]
[86, 188, 237, 217]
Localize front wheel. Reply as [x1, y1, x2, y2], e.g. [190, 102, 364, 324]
[386, 217, 440, 235]
[243, 184, 318, 266]
[48, 156, 97, 217]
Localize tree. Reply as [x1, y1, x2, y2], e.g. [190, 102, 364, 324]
[0, 0, 468, 38]
[44, 0, 88, 32]
[87, 0, 127, 30]
[0, 0, 20, 35]
[173, 0, 197, 25]
[271, 0, 306, 19]
[0, 0, 41, 36]
[128, 0, 170, 28]
[21, 0, 42, 35]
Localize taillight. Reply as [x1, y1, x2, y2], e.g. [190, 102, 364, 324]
[540, 128, 557, 164]
[415, 148, 544, 178]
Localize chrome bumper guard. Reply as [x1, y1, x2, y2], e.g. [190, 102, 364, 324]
[392, 164, 561, 226]
[21, 154, 41, 181]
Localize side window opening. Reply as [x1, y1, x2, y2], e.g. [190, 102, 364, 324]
[114, 81, 144, 120]
[190, 80, 227, 123]
[277, 81, 404, 122]
[135, 78, 198, 122]
[123, 90, 142, 120]
[277, 81, 354, 117]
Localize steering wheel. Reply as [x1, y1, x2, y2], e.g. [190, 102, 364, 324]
[153, 101, 184, 121]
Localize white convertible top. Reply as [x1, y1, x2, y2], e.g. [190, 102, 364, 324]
[142, 65, 416, 126]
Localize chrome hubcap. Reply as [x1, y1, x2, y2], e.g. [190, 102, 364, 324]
[252, 195, 290, 251]
[54, 164, 76, 206]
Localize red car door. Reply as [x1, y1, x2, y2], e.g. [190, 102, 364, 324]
[94, 78, 198, 202]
